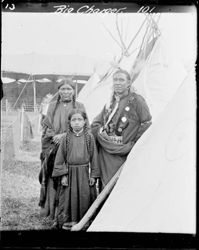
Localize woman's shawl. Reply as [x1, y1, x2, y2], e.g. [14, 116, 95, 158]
[41, 101, 87, 157]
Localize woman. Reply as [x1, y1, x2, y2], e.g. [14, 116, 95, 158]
[38, 77, 88, 222]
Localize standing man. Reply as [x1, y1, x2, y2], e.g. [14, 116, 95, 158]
[91, 69, 152, 189]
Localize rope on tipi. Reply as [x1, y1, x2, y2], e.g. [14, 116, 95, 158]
[116, 14, 128, 56]
[130, 14, 161, 83]
[102, 23, 124, 51]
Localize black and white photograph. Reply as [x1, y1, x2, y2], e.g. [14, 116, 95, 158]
[0, 1, 197, 248]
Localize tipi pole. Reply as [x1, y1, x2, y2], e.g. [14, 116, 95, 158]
[99, 16, 148, 84]
[116, 15, 128, 55]
[126, 16, 147, 53]
[102, 23, 123, 51]
[71, 164, 124, 231]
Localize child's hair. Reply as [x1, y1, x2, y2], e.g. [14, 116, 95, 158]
[68, 109, 87, 123]
[65, 109, 93, 161]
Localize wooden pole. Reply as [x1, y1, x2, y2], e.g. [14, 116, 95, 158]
[33, 76, 36, 112]
[38, 113, 42, 133]
[76, 78, 78, 98]
[71, 164, 124, 231]
[5, 99, 8, 115]
[20, 104, 24, 142]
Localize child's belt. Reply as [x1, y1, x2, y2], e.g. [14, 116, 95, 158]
[69, 163, 89, 167]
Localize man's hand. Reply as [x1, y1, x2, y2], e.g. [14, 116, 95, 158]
[53, 133, 66, 144]
[89, 177, 96, 186]
[100, 130, 110, 141]
[61, 175, 68, 186]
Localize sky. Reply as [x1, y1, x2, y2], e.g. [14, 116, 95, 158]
[2, 11, 197, 74]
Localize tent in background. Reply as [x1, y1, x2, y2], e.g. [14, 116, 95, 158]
[88, 70, 196, 233]
[1, 54, 104, 76]
[1, 71, 90, 111]
[1, 77, 16, 84]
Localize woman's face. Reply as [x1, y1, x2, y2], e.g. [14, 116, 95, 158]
[59, 84, 74, 102]
[70, 113, 85, 132]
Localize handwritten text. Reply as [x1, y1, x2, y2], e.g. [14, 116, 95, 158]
[54, 5, 127, 14]
[2, 0, 15, 10]
[137, 6, 156, 13]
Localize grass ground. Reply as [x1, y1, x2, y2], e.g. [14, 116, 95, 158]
[1, 113, 54, 231]
[1, 160, 53, 230]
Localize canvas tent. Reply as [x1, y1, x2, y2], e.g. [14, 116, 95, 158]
[77, 14, 189, 123]
[77, 36, 188, 123]
[1, 77, 16, 84]
[75, 13, 196, 233]
[88, 70, 196, 233]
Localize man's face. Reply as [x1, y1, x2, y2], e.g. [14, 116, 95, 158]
[113, 72, 130, 95]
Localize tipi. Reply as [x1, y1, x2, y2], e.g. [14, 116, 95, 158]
[75, 13, 196, 233]
[88, 70, 196, 233]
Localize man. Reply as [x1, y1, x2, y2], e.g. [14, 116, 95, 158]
[91, 68, 152, 189]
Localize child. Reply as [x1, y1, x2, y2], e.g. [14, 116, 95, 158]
[52, 109, 100, 229]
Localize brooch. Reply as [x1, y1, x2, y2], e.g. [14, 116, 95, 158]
[118, 128, 122, 132]
[125, 106, 130, 111]
[121, 117, 127, 123]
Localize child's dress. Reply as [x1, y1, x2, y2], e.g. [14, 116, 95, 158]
[52, 131, 100, 227]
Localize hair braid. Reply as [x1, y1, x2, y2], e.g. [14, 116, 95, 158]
[83, 123, 92, 158]
[52, 95, 60, 120]
[65, 126, 72, 164]
[72, 93, 76, 109]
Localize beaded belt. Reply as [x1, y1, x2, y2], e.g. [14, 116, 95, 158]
[109, 135, 123, 144]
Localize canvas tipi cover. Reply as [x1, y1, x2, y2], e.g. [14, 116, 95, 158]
[78, 36, 187, 124]
[88, 71, 196, 233]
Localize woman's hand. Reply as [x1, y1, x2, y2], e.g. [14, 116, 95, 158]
[53, 133, 66, 144]
[89, 177, 96, 186]
[61, 175, 68, 186]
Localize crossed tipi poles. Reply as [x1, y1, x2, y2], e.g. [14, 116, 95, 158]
[99, 13, 161, 85]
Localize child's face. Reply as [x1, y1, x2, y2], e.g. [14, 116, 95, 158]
[70, 113, 85, 132]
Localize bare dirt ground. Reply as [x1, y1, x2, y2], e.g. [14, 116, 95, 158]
[0, 112, 53, 231]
